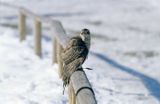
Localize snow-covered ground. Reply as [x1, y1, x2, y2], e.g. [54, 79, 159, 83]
[0, 0, 160, 104]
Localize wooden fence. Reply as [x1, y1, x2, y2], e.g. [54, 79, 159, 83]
[1, 3, 97, 104]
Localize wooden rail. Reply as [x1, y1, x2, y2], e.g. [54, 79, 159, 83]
[52, 21, 97, 104]
[1, 3, 97, 104]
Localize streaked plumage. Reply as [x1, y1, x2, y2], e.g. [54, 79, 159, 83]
[62, 37, 89, 86]
[61, 28, 90, 88]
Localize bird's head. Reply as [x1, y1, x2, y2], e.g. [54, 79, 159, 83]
[80, 28, 90, 41]
[80, 28, 91, 50]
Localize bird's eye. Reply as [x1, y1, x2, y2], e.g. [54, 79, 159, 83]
[81, 28, 90, 34]
[86, 31, 90, 34]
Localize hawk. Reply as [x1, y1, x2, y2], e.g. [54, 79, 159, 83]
[61, 28, 91, 88]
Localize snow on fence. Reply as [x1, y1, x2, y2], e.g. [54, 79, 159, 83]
[1, 2, 97, 104]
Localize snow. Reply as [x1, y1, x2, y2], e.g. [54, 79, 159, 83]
[0, 27, 68, 104]
[0, 0, 160, 104]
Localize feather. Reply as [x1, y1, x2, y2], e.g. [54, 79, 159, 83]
[61, 36, 89, 87]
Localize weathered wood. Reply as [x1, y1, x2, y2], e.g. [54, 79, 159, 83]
[71, 70, 97, 104]
[20, 8, 57, 25]
[19, 11, 26, 41]
[69, 82, 76, 104]
[34, 19, 42, 57]
[51, 21, 70, 48]
[20, 8, 42, 21]
[57, 42, 63, 78]
[51, 21, 97, 104]
[2, 3, 97, 103]
[52, 38, 58, 64]
[21, 8, 37, 17]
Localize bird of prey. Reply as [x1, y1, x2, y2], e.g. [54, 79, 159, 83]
[61, 28, 91, 88]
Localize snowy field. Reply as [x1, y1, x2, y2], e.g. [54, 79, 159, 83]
[0, 0, 160, 104]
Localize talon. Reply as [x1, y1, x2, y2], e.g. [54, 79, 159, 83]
[84, 67, 93, 70]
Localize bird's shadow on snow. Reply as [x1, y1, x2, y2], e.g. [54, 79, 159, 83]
[90, 51, 160, 102]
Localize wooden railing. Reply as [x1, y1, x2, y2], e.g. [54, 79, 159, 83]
[1, 3, 97, 104]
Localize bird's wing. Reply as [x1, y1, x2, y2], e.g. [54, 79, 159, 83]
[62, 46, 86, 65]
[62, 37, 88, 65]
[62, 57, 86, 86]
[61, 37, 89, 87]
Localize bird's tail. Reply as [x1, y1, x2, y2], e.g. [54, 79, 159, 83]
[63, 83, 66, 95]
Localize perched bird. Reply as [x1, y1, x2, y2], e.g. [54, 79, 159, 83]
[61, 28, 91, 89]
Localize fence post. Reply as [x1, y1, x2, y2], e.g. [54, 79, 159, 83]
[71, 71, 97, 104]
[57, 42, 63, 78]
[34, 19, 42, 57]
[69, 83, 77, 104]
[16, 7, 97, 104]
[53, 38, 58, 64]
[19, 11, 26, 41]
